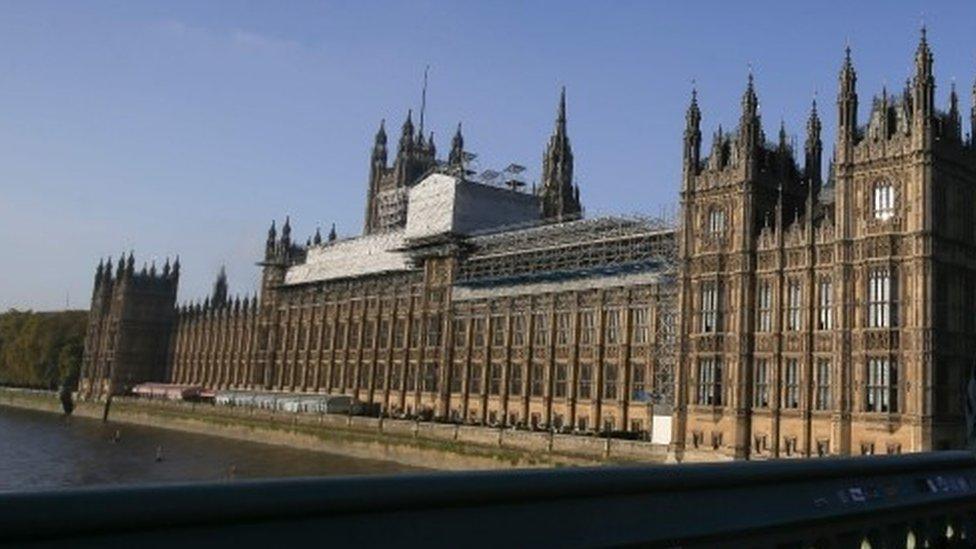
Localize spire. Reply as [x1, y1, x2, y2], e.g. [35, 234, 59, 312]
[913, 24, 935, 122]
[125, 253, 135, 277]
[778, 119, 788, 150]
[212, 266, 228, 307]
[163, 258, 171, 277]
[427, 131, 436, 157]
[838, 43, 859, 146]
[328, 222, 337, 242]
[557, 86, 567, 131]
[805, 98, 823, 187]
[540, 86, 580, 222]
[741, 69, 758, 116]
[399, 110, 414, 152]
[94, 259, 104, 290]
[949, 79, 962, 141]
[449, 122, 465, 168]
[172, 256, 180, 279]
[740, 70, 761, 152]
[683, 84, 701, 172]
[116, 255, 125, 279]
[313, 227, 322, 245]
[281, 216, 291, 248]
[149, 261, 157, 278]
[419, 65, 429, 138]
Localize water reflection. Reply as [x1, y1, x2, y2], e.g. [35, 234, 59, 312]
[0, 406, 420, 492]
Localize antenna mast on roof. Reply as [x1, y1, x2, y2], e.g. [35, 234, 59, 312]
[419, 65, 430, 136]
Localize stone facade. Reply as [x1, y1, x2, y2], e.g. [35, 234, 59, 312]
[672, 31, 976, 460]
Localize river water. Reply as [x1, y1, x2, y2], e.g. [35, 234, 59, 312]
[0, 406, 420, 492]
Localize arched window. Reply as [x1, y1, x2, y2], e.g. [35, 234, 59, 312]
[707, 207, 726, 236]
[873, 181, 895, 220]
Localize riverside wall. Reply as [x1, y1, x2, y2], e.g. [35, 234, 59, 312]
[0, 388, 671, 470]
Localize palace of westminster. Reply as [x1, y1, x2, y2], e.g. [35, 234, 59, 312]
[79, 30, 976, 460]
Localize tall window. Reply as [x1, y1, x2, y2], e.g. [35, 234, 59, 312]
[873, 181, 895, 220]
[700, 282, 719, 333]
[817, 277, 833, 330]
[490, 316, 505, 346]
[554, 364, 568, 398]
[450, 363, 463, 393]
[390, 363, 402, 390]
[452, 319, 466, 347]
[866, 358, 898, 412]
[753, 359, 769, 408]
[868, 266, 896, 328]
[786, 280, 802, 331]
[323, 322, 333, 349]
[378, 319, 390, 349]
[605, 310, 621, 344]
[757, 280, 772, 332]
[472, 318, 486, 347]
[410, 318, 422, 348]
[603, 363, 619, 400]
[508, 364, 523, 396]
[696, 358, 722, 405]
[782, 359, 800, 409]
[707, 208, 726, 236]
[374, 363, 386, 389]
[425, 315, 442, 347]
[580, 311, 595, 345]
[532, 313, 549, 347]
[530, 363, 545, 397]
[631, 362, 646, 398]
[393, 319, 406, 348]
[488, 363, 502, 395]
[578, 363, 593, 399]
[405, 363, 417, 391]
[631, 308, 649, 344]
[555, 313, 571, 346]
[469, 364, 483, 394]
[362, 322, 374, 348]
[511, 315, 526, 346]
[422, 362, 438, 392]
[814, 358, 831, 410]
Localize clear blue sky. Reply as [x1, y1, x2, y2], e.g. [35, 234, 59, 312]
[2, 1, 973, 310]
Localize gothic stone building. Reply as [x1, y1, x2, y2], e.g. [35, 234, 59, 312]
[80, 31, 976, 456]
[79, 90, 678, 436]
[673, 31, 976, 460]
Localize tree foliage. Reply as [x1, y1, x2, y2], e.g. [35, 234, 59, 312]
[0, 309, 87, 389]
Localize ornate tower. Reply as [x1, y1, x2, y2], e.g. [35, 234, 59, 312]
[78, 252, 179, 400]
[540, 88, 581, 222]
[363, 111, 437, 235]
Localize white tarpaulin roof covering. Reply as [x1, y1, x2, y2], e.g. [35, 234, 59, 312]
[285, 230, 411, 285]
[285, 173, 541, 286]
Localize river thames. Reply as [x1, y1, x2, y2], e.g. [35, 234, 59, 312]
[0, 406, 420, 492]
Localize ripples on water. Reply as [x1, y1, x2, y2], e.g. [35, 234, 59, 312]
[0, 406, 420, 492]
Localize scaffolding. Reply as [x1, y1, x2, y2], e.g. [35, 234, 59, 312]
[458, 214, 680, 406]
[458, 215, 677, 283]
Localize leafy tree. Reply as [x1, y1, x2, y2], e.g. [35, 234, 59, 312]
[0, 310, 87, 389]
